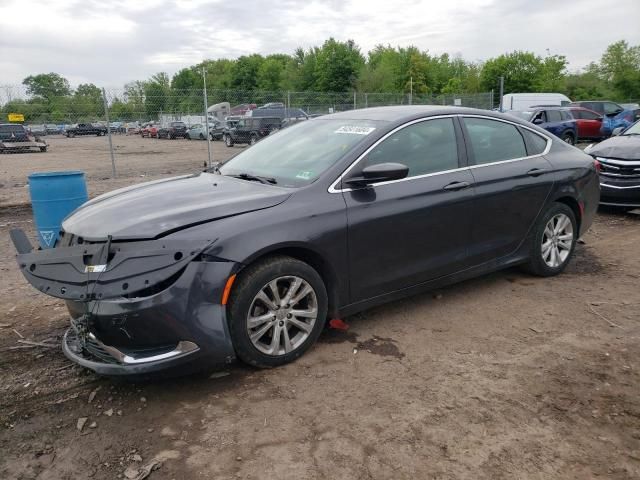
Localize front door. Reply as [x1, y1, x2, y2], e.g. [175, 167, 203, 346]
[342, 117, 476, 303]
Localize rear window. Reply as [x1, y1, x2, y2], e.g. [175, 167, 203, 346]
[521, 129, 548, 155]
[171, 122, 186, 127]
[0, 124, 25, 133]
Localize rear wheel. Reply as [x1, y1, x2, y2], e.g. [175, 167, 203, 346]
[40, 146, 47, 152]
[199, 133, 205, 140]
[225, 134, 234, 147]
[523, 202, 577, 277]
[228, 256, 328, 368]
[249, 134, 258, 145]
[561, 131, 575, 145]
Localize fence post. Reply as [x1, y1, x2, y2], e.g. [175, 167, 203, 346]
[353, 91, 357, 110]
[499, 76, 504, 112]
[202, 67, 212, 169]
[102, 88, 117, 178]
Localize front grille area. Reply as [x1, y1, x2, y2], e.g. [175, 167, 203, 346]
[598, 158, 640, 178]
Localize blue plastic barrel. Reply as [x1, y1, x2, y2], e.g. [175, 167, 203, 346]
[28, 171, 88, 248]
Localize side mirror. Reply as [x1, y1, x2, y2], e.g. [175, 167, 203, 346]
[612, 127, 625, 136]
[345, 162, 409, 186]
[532, 118, 544, 125]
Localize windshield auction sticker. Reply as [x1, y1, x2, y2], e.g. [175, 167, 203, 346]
[334, 126, 376, 135]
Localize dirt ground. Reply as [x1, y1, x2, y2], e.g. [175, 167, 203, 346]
[0, 135, 239, 207]
[1, 136, 640, 479]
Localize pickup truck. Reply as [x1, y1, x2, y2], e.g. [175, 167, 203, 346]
[65, 123, 108, 137]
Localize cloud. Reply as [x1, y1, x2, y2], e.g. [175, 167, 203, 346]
[0, 0, 638, 87]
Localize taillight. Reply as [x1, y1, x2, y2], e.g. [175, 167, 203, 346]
[594, 159, 601, 173]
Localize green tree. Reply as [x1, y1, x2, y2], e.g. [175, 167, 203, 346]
[480, 51, 543, 93]
[599, 40, 640, 99]
[22, 73, 71, 101]
[314, 38, 364, 92]
[257, 54, 290, 90]
[144, 73, 170, 117]
[231, 54, 265, 90]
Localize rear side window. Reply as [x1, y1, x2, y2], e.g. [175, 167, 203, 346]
[520, 129, 548, 155]
[363, 118, 459, 177]
[463, 118, 527, 165]
[571, 110, 583, 119]
[546, 110, 562, 122]
[560, 111, 572, 121]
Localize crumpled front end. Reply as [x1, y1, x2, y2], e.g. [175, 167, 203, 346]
[10, 229, 238, 375]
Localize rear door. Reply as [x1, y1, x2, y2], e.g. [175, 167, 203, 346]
[342, 116, 476, 302]
[460, 116, 554, 265]
[576, 109, 602, 138]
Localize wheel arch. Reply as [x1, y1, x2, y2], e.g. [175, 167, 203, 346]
[553, 195, 582, 233]
[236, 244, 341, 318]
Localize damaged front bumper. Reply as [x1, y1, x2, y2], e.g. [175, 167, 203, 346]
[10, 229, 238, 375]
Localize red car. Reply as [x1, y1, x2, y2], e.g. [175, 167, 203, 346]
[568, 107, 603, 140]
[140, 123, 160, 138]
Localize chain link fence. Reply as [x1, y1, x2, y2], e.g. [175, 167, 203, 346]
[0, 85, 494, 126]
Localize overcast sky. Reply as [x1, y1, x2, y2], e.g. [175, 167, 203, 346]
[1, 0, 639, 89]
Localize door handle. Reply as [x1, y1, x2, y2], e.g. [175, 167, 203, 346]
[443, 181, 471, 191]
[527, 168, 550, 177]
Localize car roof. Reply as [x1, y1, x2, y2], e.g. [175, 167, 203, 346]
[322, 105, 503, 122]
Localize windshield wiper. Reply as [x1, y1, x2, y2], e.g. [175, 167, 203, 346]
[229, 173, 277, 185]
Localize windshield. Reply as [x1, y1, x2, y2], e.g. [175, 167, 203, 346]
[0, 125, 25, 133]
[507, 111, 534, 121]
[622, 121, 640, 135]
[219, 118, 385, 187]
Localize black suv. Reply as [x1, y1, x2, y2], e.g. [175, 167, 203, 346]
[223, 117, 281, 146]
[158, 121, 188, 139]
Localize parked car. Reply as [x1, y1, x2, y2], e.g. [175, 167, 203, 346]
[0, 124, 47, 152]
[620, 103, 640, 122]
[567, 106, 604, 140]
[508, 107, 577, 144]
[45, 124, 63, 135]
[209, 119, 239, 141]
[9, 106, 599, 376]
[250, 107, 309, 122]
[186, 124, 208, 140]
[223, 117, 282, 146]
[230, 103, 257, 116]
[257, 102, 285, 109]
[584, 119, 640, 208]
[158, 121, 188, 139]
[570, 101, 635, 137]
[501, 93, 572, 111]
[28, 124, 47, 136]
[66, 123, 108, 137]
[140, 123, 160, 138]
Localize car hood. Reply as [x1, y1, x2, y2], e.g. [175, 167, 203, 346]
[589, 135, 640, 160]
[62, 173, 292, 241]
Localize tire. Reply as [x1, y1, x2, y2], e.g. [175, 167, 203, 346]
[228, 256, 328, 368]
[561, 132, 575, 145]
[199, 133, 205, 140]
[224, 134, 234, 147]
[523, 202, 577, 277]
[249, 134, 258, 146]
[186, 134, 191, 140]
[40, 146, 47, 152]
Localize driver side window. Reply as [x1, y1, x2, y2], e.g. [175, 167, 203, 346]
[361, 118, 459, 178]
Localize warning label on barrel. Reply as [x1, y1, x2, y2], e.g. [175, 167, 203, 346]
[40, 231, 55, 247]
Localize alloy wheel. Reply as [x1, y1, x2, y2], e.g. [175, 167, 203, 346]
[246, 276, 318, 356]
[541, 213, 573, 268]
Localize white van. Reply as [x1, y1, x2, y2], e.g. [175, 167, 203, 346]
[501, 93, 571, 111]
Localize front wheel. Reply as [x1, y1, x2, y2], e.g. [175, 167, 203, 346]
[249, 134, 258, 146]
[199, 133, 205, 140]
[228, 256, 328, 368]
[523, 202, 577, 277]
[224, 134, 234, 147]
[561, 132, 575, 145]
[39, 146, 47, 152]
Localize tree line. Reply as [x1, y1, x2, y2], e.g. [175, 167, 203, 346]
[2, 38, 639, 123]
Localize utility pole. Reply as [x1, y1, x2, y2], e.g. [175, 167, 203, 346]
[498, 76, 504, 112]
[102, 88, 116, 178]
[202, 67, 212, 168]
